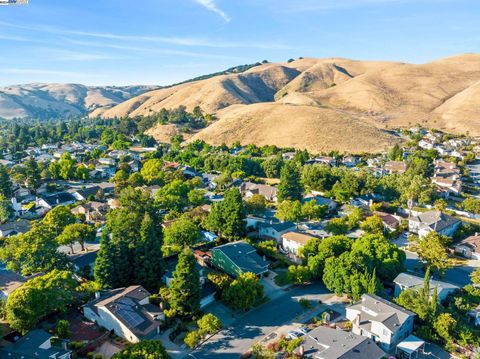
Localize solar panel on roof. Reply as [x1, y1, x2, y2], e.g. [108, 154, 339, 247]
[117, 308, 144, 327]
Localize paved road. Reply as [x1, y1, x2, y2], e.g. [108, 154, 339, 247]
[189, 282, 332, 359]
[405, 250, 478, 287]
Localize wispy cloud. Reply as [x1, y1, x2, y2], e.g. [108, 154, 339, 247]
[63, 39, 242, 60]
[0, 20, 288, 50]
[194, 0, 231, 22]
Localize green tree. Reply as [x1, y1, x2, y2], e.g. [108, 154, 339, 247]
[155, 179, 191, 211]
[206, 188, 246, 240]
[56, 319, 71, 339]
[245, 194, 267, 215]
[360, 215, 384, 235]
[25, 157, 41, 190]
[134, 213, 164, 293]
[434, 199, 447, 212]
[223, 272, 264, 311]
[305, 235, 352, 278]
[95, 188, 163, 289]
[141, 159, 165, 185]
[275, 200, 303, 222]
[165, 248, 201, 319]
[0, 222, 68, 275]
[56, 223, 96, 253]
[197, 313, 222, 336]
[418, 232, 452, 275]
[301, 164, 333, 192]
[462, 197, 480, 214]
[0, 165, 13, 198]
[43, 206, 76, 236]
[111, 341, 169, 359]
[388, 143, 403, 161]
[351, 234, 406, 281]
[0, 194, 12, 223]
[287, 265, 311, 284]
[277, 161, 303, 202]
[433, 313, 457, 344]
[184, 330, 202, 348]
[49, 161, 61, 179]
[301, 200, 327, 220]
[6, 270, 77, 333]
[59, 153, 76, 180]
[325, 217, 349, 235]
[163, 217, 200, 256]
[470, 268, 480, 285]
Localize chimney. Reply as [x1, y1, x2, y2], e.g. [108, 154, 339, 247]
[354, 314, 361, 328]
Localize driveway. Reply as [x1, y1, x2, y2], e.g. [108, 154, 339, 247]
[189, 282, 333, 358]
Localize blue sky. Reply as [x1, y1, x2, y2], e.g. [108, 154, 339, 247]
[0, 0, 478, 86]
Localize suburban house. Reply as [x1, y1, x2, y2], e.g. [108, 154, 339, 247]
[375, 212, 402, 232]
[384, 161, 407, 175]
[432, 160, 462, 197]
[70, 249, 99, 277]
[71, 201, 109, 223]
[454, 235, 480, 260]
[239, 181, 278, 202]
[0, 329, 71, 359]
[342, 156, 359, 167]
[36, 192, 76, 210]
[393, 272, 459, 302]
[408, 210, 461, 238]
[295, 326, 385, 359]
[0, 219, 30, 238]
[83, 286, 163, 343]
[302, 194, 337, 211]
[210, 241, 269, 278]
[307, 156, 337, 166]
[0, 269, 27, 301]
[346, 294, 415, 353]
[71, 186, 103, 201]
[259, 221, 296, 241]
[281, 231, 315, 255]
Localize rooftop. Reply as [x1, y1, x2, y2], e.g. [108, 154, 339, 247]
[349, 294, 415, 333]
[212, 241, 269, 275]
[299, 326, 385, 359]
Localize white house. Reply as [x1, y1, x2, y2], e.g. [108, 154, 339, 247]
[83, 286, 163, 343]
[281, 231, 315, 255]
[408, 210, 461, 238]
[259, 221, 296, 242]
[346, 294, 415, 353]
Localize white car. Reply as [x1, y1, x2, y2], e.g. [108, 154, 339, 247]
[287, 330, 303, 340]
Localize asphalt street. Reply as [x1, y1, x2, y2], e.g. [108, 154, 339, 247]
[189, 282, 331, 359]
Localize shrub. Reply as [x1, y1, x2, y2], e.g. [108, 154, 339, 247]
[184, 330, 202, 348]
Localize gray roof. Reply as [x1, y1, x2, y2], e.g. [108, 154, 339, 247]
[0, 329, 70, 359]
[411, 210, 460, 232]
[394, 272, 459, 293]
[259, 221, 296, 232]
[84, 285, 161, 338]
[349, 294, 415, 333]
[212, 241, 269, 275]
[299, 326, 385, 359]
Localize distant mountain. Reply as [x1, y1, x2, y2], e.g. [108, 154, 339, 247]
[0, 83, 158, 120]
[97, 54, 480, 153]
